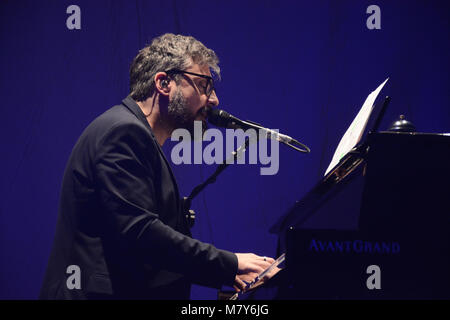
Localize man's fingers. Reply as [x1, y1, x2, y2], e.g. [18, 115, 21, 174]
[251, 265, 265, 274]
[260, 256, 275, 264]
[251, 259, 273, 271]
[233, 252, 282, 295]
[234, 276, 246, 292]
[235, 253, 277, 283]
[238, 263, 263, 275]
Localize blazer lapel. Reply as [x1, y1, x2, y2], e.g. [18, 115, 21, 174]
[121, 96, 181, 206]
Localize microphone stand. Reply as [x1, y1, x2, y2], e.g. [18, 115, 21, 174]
[182, 115, 312, 228]
[183, 136, 254, 228]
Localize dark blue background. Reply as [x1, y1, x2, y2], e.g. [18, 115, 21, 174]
[0, 0, 449, 299]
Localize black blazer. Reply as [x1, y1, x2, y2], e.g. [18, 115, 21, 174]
[39, 96, 237, 299]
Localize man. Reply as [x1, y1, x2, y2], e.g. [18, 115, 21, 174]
[40, 33, 274, 299]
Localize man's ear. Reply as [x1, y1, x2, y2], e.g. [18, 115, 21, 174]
[154, 72, 171, 96]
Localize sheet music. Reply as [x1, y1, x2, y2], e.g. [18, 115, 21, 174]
[325, 78, 389, 176]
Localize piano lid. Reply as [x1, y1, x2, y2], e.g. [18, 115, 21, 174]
[270, 131, 450, 235]
[269, 143, 367, 235]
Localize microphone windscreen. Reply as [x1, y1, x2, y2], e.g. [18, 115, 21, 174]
[207, 108, 231, 128]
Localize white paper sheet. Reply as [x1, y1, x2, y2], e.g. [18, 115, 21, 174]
[325, 78, 389, 176]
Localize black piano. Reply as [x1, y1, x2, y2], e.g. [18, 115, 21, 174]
[242, 130, 450, 300]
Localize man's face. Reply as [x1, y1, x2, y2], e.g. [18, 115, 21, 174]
[167, 64, 219, 135]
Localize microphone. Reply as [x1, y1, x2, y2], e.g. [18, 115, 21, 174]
[207, 108, 310, 153]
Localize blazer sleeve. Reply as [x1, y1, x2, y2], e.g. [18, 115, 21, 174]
[94, 121, 237, 289]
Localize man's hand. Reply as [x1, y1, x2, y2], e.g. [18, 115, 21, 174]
[233, 253, 275, 292]
[245, 266, 282, 292]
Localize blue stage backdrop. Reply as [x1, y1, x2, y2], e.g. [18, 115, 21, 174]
[0, 0, 449, 299]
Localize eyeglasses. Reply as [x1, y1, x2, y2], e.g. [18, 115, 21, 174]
[165, 69, 215, 97]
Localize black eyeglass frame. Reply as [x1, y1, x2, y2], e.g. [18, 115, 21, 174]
[165, 69, 215, 97]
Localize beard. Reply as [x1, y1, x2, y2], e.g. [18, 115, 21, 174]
[167, 88, 208, 137]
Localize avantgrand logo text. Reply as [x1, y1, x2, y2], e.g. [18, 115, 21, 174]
[309, 239, 401, 255]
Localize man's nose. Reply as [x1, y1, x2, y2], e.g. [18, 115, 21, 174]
[207, 90, 219, 107]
